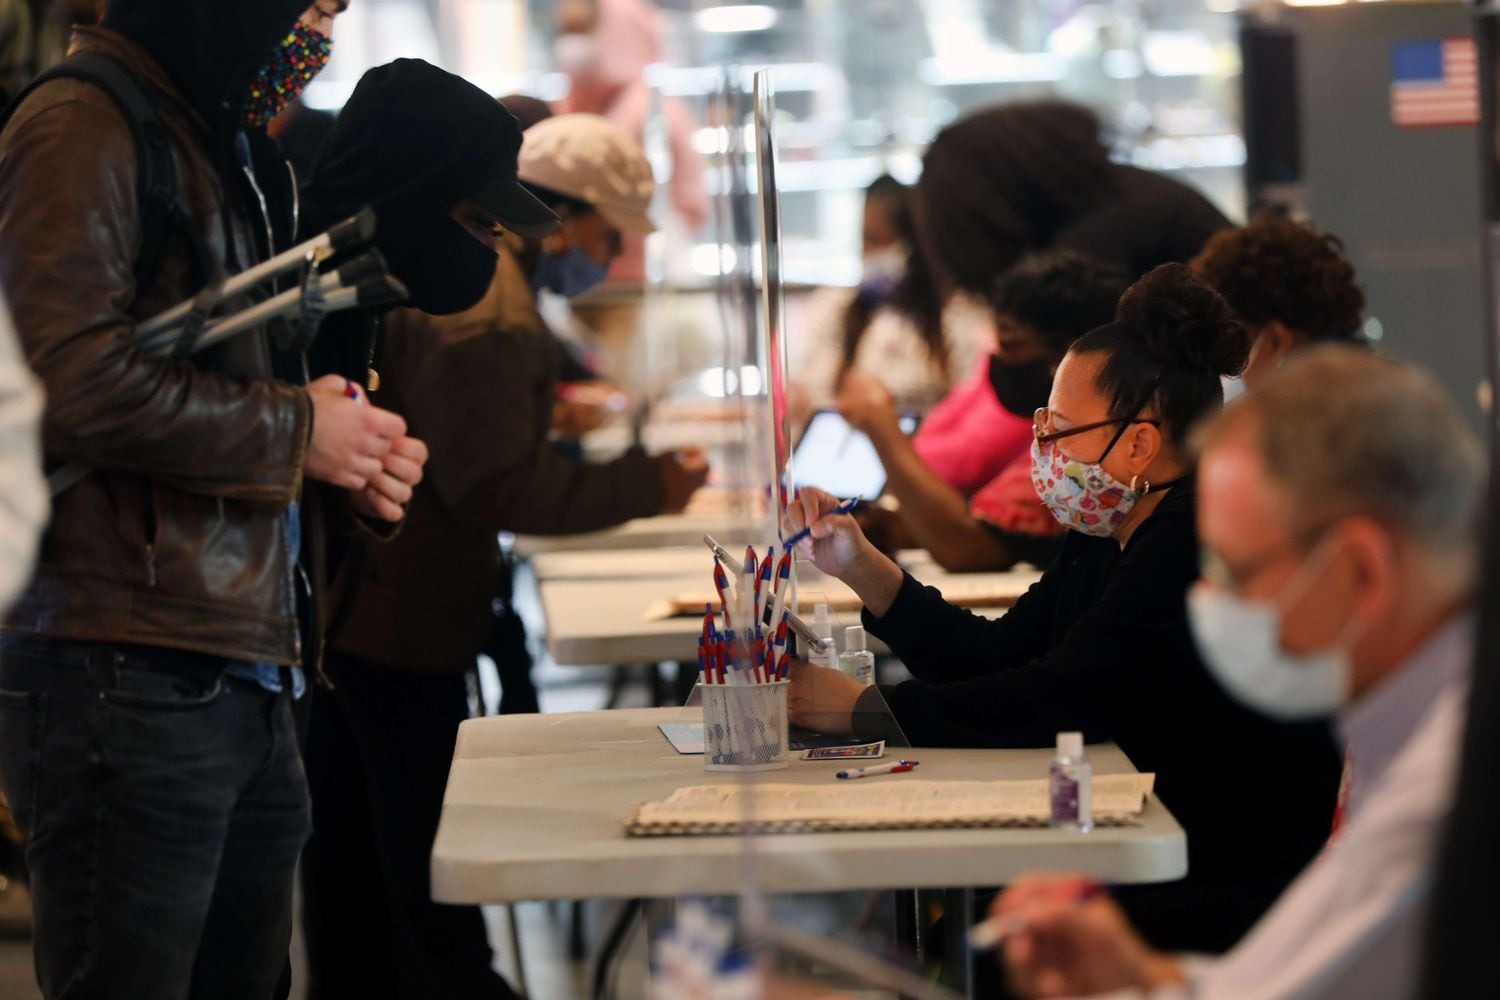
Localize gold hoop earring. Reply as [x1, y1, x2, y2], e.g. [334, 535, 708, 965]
[1130, 475, 1151, 494]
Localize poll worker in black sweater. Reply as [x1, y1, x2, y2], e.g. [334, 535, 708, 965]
[785, 265, 1342, 955]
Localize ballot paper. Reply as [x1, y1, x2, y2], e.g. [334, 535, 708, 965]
[624, 773, 1155, 836]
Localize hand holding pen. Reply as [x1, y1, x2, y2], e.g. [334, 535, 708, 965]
[782, 488, 866, 572]
[981, 875, 1186, 996]
[783, 488, 905, 617]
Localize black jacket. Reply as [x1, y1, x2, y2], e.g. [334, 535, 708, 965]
[324, 246, 663, 674]
[861, 484, 1342, 951]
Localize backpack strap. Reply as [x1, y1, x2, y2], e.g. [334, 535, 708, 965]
[0, 52, 214, 294]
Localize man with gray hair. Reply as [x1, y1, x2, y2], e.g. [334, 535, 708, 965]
[988, 345, 1480, 1000]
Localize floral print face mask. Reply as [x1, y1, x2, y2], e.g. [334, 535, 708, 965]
[1029, 437, 1138, 538]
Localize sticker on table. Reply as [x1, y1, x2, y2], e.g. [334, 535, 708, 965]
[1390, 37, 1478, 129]
[802, 741, 886, 761]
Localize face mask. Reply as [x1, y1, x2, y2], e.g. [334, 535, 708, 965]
[989, 356, 1054, 419]
[857, 245, 906, 301]
[1029, 437, 1138, 538]
[241, 22, 333, 129]
[554, 33, 601, 76]
[1187, 544, 1359, 720]
[387, 217, 498, 315]
[532, 245, 609, 298]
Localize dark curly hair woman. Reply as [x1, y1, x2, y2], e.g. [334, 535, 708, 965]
[1191, 211, 1367, 389]
[914, 100, 1231, 294]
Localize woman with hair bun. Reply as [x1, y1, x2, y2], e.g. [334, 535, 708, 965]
[785, 264, 1343, 955]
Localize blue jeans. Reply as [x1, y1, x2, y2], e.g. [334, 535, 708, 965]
[0, 636, 311, 1000]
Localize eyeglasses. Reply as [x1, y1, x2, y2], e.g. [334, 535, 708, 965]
[1033, 407, 1161, 444]
[1033, 407, 1162, 465]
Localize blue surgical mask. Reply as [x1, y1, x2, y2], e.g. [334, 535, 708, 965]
[532, 246, 608, 298]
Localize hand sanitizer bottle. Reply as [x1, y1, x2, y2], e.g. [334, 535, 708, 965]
[807, 603, 836, 671]
[1050, 732, 1093, 832]
[837, 625, 875, 686]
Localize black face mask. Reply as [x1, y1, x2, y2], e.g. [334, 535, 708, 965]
[988, 354, 1055, 420]
[384, 217, 498, 316]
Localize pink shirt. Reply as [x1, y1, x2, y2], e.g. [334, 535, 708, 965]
[913, 352, 1033, 497]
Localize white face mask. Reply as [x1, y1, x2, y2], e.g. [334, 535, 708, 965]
[554, 33, 601, 75]
[1187, 543, 1360, 721]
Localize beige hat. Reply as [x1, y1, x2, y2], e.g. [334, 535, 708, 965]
[516, 113, 658, 236]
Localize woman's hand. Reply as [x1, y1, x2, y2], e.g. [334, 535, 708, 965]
[786, 488, 904, 615]
[785, 487, 870, 579]
[836, 372, 902, 442]
[787, 659, 862, 735]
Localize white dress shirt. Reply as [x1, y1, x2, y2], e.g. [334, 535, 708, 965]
[1093, 611, 1473, 1000]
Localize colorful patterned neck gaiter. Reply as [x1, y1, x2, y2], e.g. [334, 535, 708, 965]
[242, 22, 333, 130]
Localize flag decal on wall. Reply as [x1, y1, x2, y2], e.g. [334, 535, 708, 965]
[1391, 37, 1479, 129]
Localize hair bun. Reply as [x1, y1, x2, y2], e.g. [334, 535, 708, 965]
[1114, 263, 1249, 378]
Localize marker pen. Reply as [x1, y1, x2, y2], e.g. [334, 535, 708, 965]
[835, 760, 918, 780]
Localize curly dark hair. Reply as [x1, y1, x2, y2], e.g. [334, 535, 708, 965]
[1191, 211, 1365, 342]
[839, 175, 946, 380]
[1073, 263, 1249, 447]
[914, 100, 1116, 297]
[990, 251, 1132, 353]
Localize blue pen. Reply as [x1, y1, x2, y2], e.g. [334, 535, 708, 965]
[784, 497, 860, 550]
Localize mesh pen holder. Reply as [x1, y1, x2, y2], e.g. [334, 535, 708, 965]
[702, 680, 790, 771]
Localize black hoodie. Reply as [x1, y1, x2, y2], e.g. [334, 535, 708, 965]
[301, 58, 518, 317]
[102, 0, 307, 136]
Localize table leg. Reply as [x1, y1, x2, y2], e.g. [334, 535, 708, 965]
[590, 896, 644, 1000]
[894, 888, 924, 979]
[943, 887, 976, 999]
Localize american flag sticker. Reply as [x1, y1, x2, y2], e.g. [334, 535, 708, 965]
[1390, 37, 1479, 129]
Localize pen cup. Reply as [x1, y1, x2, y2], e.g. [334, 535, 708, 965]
[702, 680, 790, 772]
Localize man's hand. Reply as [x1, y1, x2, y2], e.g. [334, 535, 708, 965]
[658, 447, 710, 513]
[836, 372, 902, 440]
[995, 875, 1185, 998]
[349, 434, 430, 522]
[787, 659, 862, 735]
[304, 375, 406, 491]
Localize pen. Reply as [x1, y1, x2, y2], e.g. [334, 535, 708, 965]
[967, 881, 1105, 951]
[783, 497, 860, 551]
[702, 535, 828, 654]
[712, 559, 733, 633]
[835, 759, 918, 780]
[756, 551, 774, 632]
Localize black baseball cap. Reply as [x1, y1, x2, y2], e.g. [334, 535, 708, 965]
[473, 158, 560, 239]
[309, 59, 560, 240]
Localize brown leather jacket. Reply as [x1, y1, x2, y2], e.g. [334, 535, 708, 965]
[327, 244, 663, 673]
[0, 29, 312, 665]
